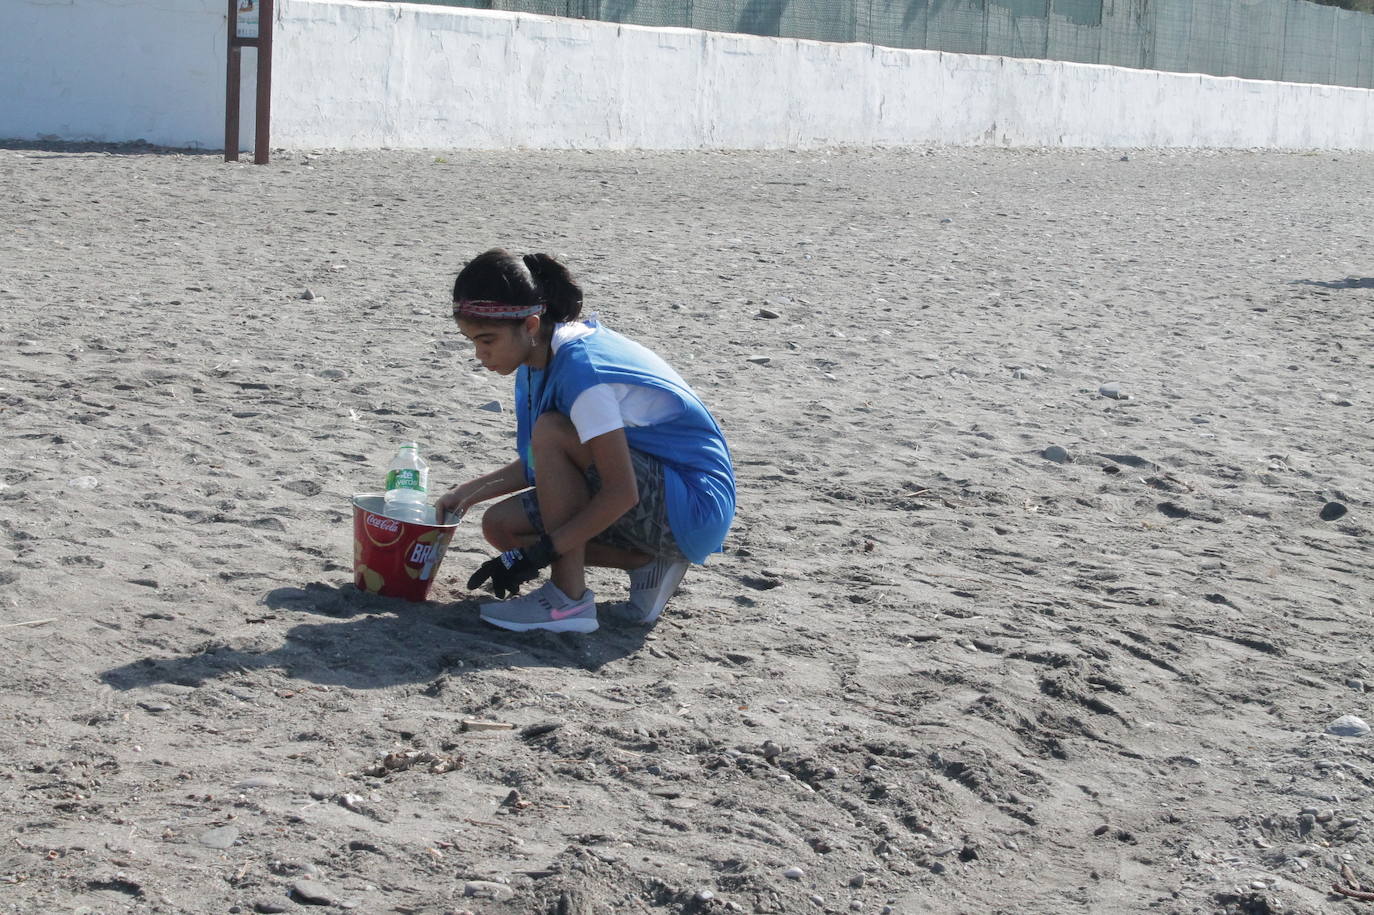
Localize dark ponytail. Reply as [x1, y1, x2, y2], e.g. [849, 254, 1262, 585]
[452, 248, 583, 324]
[522, 253, 583, 323]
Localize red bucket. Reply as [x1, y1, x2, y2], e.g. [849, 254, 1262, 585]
[351, 494, 462, 602]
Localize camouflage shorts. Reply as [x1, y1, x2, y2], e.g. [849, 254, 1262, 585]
[521, 449, 686, 561]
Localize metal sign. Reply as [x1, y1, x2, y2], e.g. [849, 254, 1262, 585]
[236, 0, 259, 39]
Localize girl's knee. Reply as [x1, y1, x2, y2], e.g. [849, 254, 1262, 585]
[480, 506, 525, 551]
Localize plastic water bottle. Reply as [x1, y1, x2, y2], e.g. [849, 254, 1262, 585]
[383, 442, 429, 524]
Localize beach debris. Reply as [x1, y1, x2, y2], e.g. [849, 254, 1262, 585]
[197, 826, 239, 849]
[478, 400, 503, 413]
[756, 308, 781, 319]
[67, 476, 99, 490]
[747, 356, 772, 366]
[1041, 445, 1071, 464]
[299, 288, 316, 300]
[1326, 715, 1370, 738]
[1098, 382, 1125, 399]
[360, 750, 462, 776]
[1319, 501, 1348, 521]
[1332, 863, 1374, 901]
[461, 718, 514, 732]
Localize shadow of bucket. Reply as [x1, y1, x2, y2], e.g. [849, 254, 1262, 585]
[352, 494, 462, 602]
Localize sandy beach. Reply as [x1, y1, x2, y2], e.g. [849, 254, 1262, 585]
[1, 142, 1372, 914]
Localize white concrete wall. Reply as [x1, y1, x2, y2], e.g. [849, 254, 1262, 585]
[1, 0, 261, 149]
[4, 0, 1373, 151]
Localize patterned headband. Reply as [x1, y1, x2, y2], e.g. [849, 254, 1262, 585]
[453, 299, 545, 320]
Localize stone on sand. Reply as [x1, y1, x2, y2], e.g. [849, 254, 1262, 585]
[1041, 445, 1071, 464]
[1319, 501, 1348, 521]
[1326, 715, 1370, 737]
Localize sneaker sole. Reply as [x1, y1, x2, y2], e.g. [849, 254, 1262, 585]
[631, 562, 689, 624]
[479, 613, 599, 634]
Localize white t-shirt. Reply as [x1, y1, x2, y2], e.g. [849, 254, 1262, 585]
[551, 321, 679, 443]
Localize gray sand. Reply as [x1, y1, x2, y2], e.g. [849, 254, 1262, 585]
[1, 143, 1372, 914]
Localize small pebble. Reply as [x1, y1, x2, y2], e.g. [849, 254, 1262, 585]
[300, 288, 316, 300]
[1326, 715, 1370, 737]
[478, 400, 503, 413]
[756, 308, 781, 319]
[1098, 382, 1124, 399]
[848, 873, 866, 888]
[747, 356, 772, 366]
[784, 866, 805, 880]
[810, 894, 824, 905]
[1347, 679, 1365, 692]
[520, 720, 564, 739]
[695, 890, 715, 903]
[1319, 501, 1348, 521]
[253, 902, 288, 915]
[291, 880, 343, 906]
[1041, 444, 1070, 464]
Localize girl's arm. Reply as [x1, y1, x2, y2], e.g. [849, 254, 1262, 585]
[546, 428, 639, 555]
[436, 459, 529, 519]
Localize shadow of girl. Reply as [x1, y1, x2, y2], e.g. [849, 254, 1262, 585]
[99, 583, 652, 692]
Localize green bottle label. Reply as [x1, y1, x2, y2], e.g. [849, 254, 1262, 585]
[386, 468, 424, 492]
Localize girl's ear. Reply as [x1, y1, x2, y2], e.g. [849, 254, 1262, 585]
[523, 314, 542, 338]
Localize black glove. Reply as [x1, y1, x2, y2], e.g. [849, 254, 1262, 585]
[467, 534, 558, 599]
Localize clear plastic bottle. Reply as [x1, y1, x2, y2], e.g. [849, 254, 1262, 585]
[383, 442, 430, 524]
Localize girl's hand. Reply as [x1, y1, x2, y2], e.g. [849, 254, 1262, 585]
[435, 483, 479, 522]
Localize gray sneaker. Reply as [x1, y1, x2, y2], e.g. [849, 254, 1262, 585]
[479, 582, 598, 633]
[627, 557, 689, 624]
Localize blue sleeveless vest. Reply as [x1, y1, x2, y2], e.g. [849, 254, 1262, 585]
[514, 320, 735, 564]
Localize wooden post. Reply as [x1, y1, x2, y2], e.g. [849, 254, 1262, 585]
[254, 0, 274, 164]
[225, 0, 273, 164]
[225, 0, 241, 161]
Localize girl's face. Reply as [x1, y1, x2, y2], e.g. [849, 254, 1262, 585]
[457, 318, 531, 376]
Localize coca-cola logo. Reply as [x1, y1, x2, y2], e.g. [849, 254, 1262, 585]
[366, 514, 400, 534]
[362, 510, 404, 548]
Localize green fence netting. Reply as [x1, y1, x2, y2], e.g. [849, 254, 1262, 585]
[411, 0, 1374, 89]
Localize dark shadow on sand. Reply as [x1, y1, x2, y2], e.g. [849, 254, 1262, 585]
[0, 138, 225, 158]
[98, 582, 653, 692]
[1291, 277, 1374, 290]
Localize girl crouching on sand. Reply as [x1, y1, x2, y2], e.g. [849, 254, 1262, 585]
[436, 249, 736, 634]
